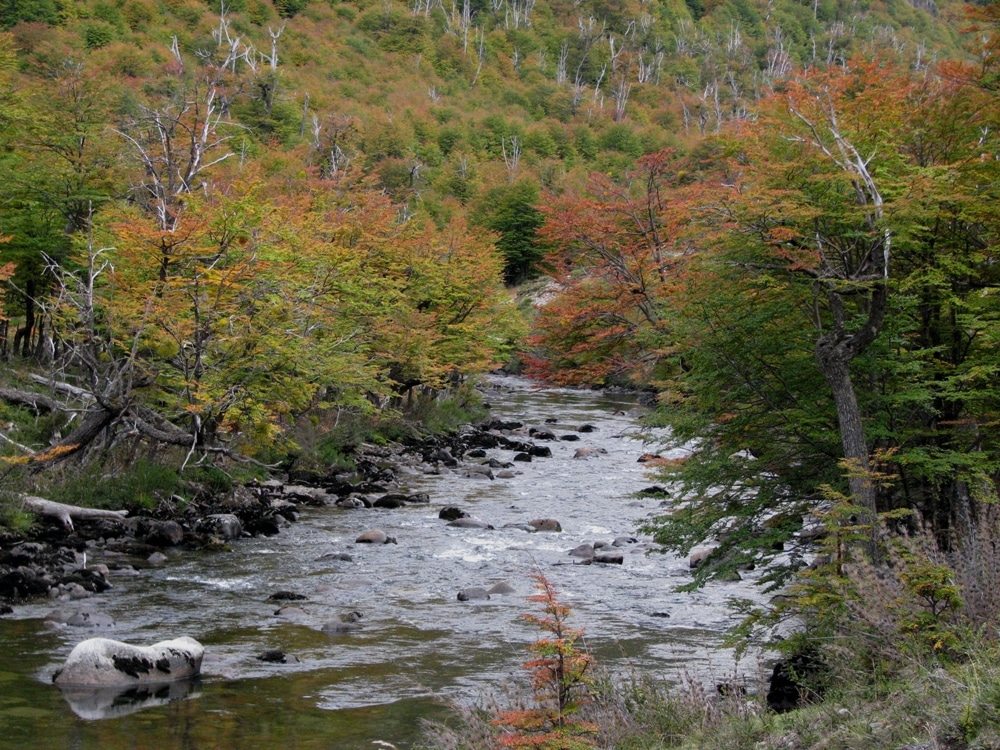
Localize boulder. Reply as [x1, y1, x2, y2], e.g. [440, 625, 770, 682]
[53, 636, 204, 687]
[487, 582, 516, 596]
[569, 543, 596, 559]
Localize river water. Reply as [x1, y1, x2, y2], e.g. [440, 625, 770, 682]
[0, 376, 768, 749]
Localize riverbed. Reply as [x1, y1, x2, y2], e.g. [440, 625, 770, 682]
[0, 376, 768, 749]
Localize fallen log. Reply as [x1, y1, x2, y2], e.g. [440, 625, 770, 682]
[19, 496, 128, 531]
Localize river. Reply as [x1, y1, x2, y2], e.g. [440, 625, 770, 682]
[0, 376, 768, 749]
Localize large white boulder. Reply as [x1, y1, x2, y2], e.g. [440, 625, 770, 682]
[53, 636, 205, 687]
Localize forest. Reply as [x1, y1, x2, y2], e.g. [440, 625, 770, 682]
[2, 0, 1000, 743]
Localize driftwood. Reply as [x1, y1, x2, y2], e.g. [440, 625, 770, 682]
[20, 496, 128, 531]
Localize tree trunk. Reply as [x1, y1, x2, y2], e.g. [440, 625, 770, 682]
[815, 348, 877, 515]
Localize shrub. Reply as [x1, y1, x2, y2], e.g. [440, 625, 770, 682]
[492, 573, 597, 749]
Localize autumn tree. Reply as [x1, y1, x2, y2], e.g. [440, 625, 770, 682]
[526, 149, 703, 386]
[492, 573, 596, 750]
[642, 60, 1000, 578]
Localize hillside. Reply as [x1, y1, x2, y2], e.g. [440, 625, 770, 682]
[0, 0, 985, 470]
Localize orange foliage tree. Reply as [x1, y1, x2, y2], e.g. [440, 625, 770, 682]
[492, 573, 596, 750]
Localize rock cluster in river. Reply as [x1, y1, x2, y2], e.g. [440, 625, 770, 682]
[0, 417, 583, 615]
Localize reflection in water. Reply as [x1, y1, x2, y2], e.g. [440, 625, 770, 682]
[58, 679, 200, 720]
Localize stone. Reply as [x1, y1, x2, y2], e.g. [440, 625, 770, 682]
[446, 518, 494, 530]
[438, 506, 469, 521]
[53, 636, 204, 687]
[144, 521, 184, 547]
[257, 650, 299, 664]
[457, 587, 490, 601]
[197, 514, 243, 540]
[373, 494, 407, 509]
[529, 518, 562, 532]
[66, 610, 116, 628]
[689, 547, 716, 568]
[355, 529, 397, 544]
[268, 591, 307, 601]
[594, 551, 624, 565]
[487, 582, 516, 596]
[569, 543, 595, 559]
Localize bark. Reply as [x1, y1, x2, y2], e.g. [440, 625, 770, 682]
[19, 495, 128, 531]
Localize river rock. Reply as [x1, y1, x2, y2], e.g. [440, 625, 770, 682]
[487, 582, 516, 595]
[355, 529, 397, 544]
[569, 543, 595, 559]
[457, 587, 490, 601]
[144, 520, 184, 547]
[66, 610, 116, 628]
[317, 551, 353, 562]
[257, 650, 300, 664]
[578, 424, 597, 432]
[594, 550, 624, 565]
[373, 494, 407, 509]
[465, 465, 495, 480]
[196, 514, 243, 540]
[321, 611, 363, 634]
[269, 591, 307, 601]
[529, 428, 557, 441]
[439, 506, 470, 521]
[495, 469, 517, 479]
[689, 547, 716, 568]
[502, 523, 535, 533]
[336, 496, 368, 509]
[0, 604, 11, 615]
[446, 518, 494, 530]
[53, 636, 204, 687]
[560, 434, 580, 441]
[529, 519, 562, 532]
[512, 452, 532, 462]
[613, 536, 639, 546]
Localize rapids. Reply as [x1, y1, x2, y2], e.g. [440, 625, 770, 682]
[0, 376, 768, 749]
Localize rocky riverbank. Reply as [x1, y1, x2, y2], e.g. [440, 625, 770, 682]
[0, 415, 598, 617]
